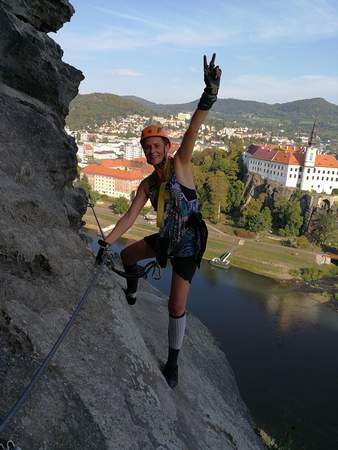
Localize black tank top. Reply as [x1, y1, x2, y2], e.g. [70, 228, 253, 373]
[179, 183, 197, 201]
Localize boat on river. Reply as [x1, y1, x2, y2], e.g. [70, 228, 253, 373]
[210, 251, 231, 269]
[97, 224, 115, 237]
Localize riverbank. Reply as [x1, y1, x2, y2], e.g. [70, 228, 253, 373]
[83, 204, 336, 283]
[279, 275, 338, 313]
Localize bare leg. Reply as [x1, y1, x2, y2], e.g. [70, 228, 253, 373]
[168, 271, 190, 317]
[163, 271, 191, 388]
[120, 238, 156, 266]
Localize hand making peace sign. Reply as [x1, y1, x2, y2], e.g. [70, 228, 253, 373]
[203, 53, 222, 96]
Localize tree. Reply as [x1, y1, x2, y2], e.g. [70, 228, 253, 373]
[204, 171, 228, 223]
[192, 165, 207, 193]
[201, 201, 214, 221]
[273, 198, 303, 236]
[192, 146, 245, 222]
[295, 235, 315, 250]
[74, 174, 91, 192]
[73, 174, 100, 204]
[217, 158, 239, 182]
[239, 197, 272, 232]
[227, 179, 244, 213]
[110, 196, 129, 214]
[258, 207, 272, 232]
[202, 154, 213, 171]
[141, 206, 153, 216]
[312, 213, 337, 245]
[125, 128, 135, 138]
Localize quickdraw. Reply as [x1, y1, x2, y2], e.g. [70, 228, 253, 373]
[104, 252, 161, 281]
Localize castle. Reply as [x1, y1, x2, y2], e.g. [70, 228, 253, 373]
[242, 144, 338, 195]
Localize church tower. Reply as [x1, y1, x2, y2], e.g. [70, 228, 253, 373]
[304, 145, 317, 167]
[300, 121, 317, 191]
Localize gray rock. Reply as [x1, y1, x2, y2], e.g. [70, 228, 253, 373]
[0, 1, 265, 449]
[0, 0, 75, 32]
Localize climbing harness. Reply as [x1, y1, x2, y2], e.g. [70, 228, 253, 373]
[104, 252, 161, 281]
[87, 201, 162, 280]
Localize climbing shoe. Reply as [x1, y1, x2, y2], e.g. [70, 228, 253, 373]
[122, 288, 137, 305]
[162, 363, 178, 389]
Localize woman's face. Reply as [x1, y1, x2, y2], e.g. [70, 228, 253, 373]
[142, 137, 168, 166]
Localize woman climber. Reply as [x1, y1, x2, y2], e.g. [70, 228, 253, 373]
[97, 54, 222, 388]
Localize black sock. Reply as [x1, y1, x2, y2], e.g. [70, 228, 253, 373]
[166, 347, 180, 369]
[123, 263, 139, 294]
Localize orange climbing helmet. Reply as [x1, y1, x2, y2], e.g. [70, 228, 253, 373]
[140, 125, 171, 148]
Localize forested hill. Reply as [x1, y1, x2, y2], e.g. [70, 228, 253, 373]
[67, 93, 338, 139]
[67, 93, 152, 130]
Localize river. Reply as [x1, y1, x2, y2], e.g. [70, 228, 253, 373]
[93, 236, 338, 450]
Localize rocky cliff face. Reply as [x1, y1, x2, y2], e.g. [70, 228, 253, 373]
[242, 172, 338, 235]
[0, 2, 264, 449]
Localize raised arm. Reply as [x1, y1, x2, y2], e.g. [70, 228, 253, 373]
[176, 53, 222, 165]
[104, 179, 148, 246]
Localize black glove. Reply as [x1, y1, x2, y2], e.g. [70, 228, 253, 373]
[96, 239, 109, 265]
[198, 53, 222, 110]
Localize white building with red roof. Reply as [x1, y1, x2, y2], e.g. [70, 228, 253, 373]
[81, 159, 152, 199]
[243, 144, 338, 194]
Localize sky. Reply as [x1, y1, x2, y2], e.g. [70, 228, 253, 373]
[52, 0, 338, 105]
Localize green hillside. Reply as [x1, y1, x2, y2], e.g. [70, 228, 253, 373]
[66, 93, 153, 130]
[213, 98, 338, 140]
[67, 93, 338, 140]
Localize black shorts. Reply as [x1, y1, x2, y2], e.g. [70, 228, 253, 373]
[170, 255, 197, 283]
[144, 233, 197, 283]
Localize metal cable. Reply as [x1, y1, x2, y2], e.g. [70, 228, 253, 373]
[0, 264, 104, 435]
[0, 202, 163, 434]
[87, 201, 105, 239]
[0, 440, 20, 450]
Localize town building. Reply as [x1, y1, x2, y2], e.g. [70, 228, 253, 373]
[81, 159, 152, 199]
[177, 112, 191, 121]
[83, 143, 94, 158]
[243, 144, 338, 194]
[123, 140, 143, 160]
